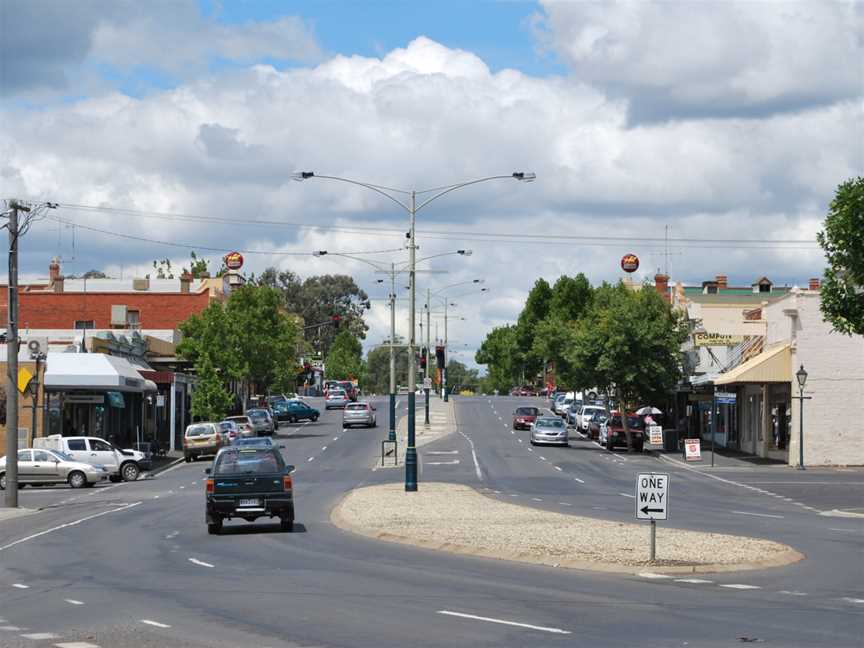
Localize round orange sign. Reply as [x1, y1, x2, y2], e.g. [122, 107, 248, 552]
[224, 251, 244, 270]
[620, 253, 639, 273]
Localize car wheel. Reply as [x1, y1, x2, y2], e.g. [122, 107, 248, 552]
[68, 471, 87, 489]
[122, 462, 140, 482]
[280, 516, 294, 532]
[312, 415, 319, 422]
[0, 473, 5, 490]
[208, 518, 223, 535]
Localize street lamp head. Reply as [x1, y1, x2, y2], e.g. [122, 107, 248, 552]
[292, 171, 315, 181]
[376, 279, 384, 284]
[457, 249, 473, 256]
[313, 250, 327, 257]
[480, 287, 489, 292]
[796, 364, 808, 389]
[512, 172, 537, 182]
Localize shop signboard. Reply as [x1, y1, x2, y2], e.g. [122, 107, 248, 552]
[715, 391, 737, 405]
[693, 333, 745, 347]
[648, 425, 663, 445]
[684, 438, 702, 461]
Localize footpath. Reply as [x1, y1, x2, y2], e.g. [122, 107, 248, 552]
[375, 395, 456, 469]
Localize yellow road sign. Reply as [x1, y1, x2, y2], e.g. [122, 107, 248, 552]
[17, 367, 34, 394]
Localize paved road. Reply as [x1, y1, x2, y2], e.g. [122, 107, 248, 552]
[0, 396, 861, 647]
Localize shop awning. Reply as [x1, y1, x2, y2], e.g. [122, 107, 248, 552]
[44, 352, 148, 392]
[714, 344, 791, 385]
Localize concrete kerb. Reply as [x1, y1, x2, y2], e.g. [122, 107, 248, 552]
[0, 507, 39, 522]
[331, 482, 805, 576]
[375, 398, 457, 469]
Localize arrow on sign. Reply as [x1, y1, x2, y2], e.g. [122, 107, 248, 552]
[640, 505, 664, 515]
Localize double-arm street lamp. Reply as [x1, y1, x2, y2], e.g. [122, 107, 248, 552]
[295, 171, 535, 492]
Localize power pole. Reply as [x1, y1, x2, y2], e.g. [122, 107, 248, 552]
[424, 288, 431, 426]
[5, 201, 26, 507]
[388, 263, 396, 443]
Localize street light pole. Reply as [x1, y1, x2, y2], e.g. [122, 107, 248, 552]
[406, 191, 418, 491]
[425, 288, 431, 425]
[795, 365, 810, 470]
[388, 262, 396, 443]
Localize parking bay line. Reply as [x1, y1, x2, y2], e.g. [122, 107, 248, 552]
[437, 610, 571, 635]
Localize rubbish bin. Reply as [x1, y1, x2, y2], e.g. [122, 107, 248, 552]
[663, 428, 679, 452]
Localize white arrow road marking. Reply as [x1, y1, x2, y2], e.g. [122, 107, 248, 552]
[140, 619, 171, 628]
[437, 610, 571, 635]
[188, 558, 214, 568]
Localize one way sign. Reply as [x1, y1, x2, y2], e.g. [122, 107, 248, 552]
[635, 473, 669, 521]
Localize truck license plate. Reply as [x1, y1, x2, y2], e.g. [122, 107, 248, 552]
[238, 498, 260, 507]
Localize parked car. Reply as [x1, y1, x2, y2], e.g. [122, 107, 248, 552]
[565, 400, 584, 425]
[268, 393, 298, 407]
[273, 400, 320, 423]
[325, 389, 350, 410]
[218, 420, 241, 444]
[512, 406, 540, 430]
[586, 411, 608, 440]
[184, 422, 225, 462]
[224, 415, 255, 438]
[530, 416, 569, 446]
[32, 435, 148, 482]
[599, 413, 645, 451]
[246, 408, 276, 435]
[342, 402, 376, 428]
[551, 393, 568, 414]
[576, 405, 606, 432]
[205, 447, 295, 535]
[0, 448, 109, 489]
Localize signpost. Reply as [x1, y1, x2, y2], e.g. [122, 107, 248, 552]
[684, 438, 702, 461]
[636, 473, 669, 562]
[422, 377, 432, 391]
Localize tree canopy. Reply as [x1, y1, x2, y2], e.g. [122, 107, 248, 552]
[364, 336, 408, 394]
[325, 330, 364, 381]
[818, 176, 864, 336]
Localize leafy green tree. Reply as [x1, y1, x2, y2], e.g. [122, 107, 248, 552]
[818, 177, 864, 335]
[549, 273, 592, 321]
[325, 330, 364, 381]
[475, 324, 521, 393]
[364, 337, 408, 394]
[516, 278, 552, 374]
[445, 359, 480, 392]
[566, 282, 688, 450]
[190, 355, 234, 421]
[257, 268, 370, 356]
[532, 316, 578, 386]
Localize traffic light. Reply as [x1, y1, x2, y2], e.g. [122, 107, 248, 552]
[331, 315, 341, 329]
[420, 351, 427, 370]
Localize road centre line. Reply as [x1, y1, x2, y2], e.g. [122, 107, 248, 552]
[554, 466, 562, 471]
[732, 510, 785, 519]
[829, 528, 863, 533]
[778, 590, 808, 596]
[308, 457, 315, 462]
[619, 493, 635, 498]
[12, 583, 29, 589]
[64, 599, 85, 605]
[573, 477, 585, 483]
[140, 619, 172, 628]
[720, 584, 761, 590]
[0, 501, 143, 553]
[189, 558, 214, 568]
[638, 573, 673, 579]
[532, 498, 543, 502]
[841, 597, 864, 604]
[675, 578, 714, 584]
[321, 446, 327, 451]
[437, 610, 571, 635]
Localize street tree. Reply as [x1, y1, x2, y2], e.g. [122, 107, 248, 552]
[445, 359, 480, 393]
[516, 279, 552, 378]
[189, 355, 234, 421]
[325, 330, 364, 381]
[566, 282, 688, 450]
[364, 337, 408, 394]
[818, 176, 864, 335]
[475, 324, 521, 393]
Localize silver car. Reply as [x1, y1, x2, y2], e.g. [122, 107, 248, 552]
[325, 390, 350, 410]
[342, 402, 377, 428]
[530, 416, 569, 446]
[246, 408, 276, 435]
[0, 448, 109, 489]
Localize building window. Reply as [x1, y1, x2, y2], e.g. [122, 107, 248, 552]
[127, 310, 140, 328]
[74, 320, 95, 330]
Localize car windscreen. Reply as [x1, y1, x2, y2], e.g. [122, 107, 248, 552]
[233, 438, 273, 448]
[536, 419, 564, 428]
[213, 449, 283, 475]
[186, 424, 214, 437]
[219, 422, 237, 430]
[515, 407, 537, 415]
[247, 410, 268, 419]
[226, 417, 250, 425]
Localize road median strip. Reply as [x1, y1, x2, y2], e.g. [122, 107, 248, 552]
[332, 482, 804, 575]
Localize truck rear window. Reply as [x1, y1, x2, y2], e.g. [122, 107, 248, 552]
[214, 449, 284, 475]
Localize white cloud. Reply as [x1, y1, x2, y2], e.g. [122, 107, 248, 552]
[2, 33, 859, 369]
[535, 0, 864, 121]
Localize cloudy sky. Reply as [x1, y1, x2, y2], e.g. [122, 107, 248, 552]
[2, 0, 862, 367]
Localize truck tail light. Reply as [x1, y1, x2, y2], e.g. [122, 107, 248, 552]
[283, 475, 293, 491]
[206, 479, 214, 494]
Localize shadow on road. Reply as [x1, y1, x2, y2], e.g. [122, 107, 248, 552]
[217, 522, 308, 535]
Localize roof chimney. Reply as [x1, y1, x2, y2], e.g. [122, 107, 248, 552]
[716, 274, 728, 290]
[49, 257, 61, 282]
[53, 276, 64, 293]
[809, 278, 821, 291]
[654, 273, 670, 301]
[180, 272, 192, 294]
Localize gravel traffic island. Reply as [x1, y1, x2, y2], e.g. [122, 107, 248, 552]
[332, 482, 804, 574]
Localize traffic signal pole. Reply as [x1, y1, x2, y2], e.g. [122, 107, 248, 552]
[424, 288, 431, 426]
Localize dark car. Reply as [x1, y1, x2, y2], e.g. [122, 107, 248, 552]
[205, 447, 295, 535]
[273, 400, 320, 423]
[599, 413, 645, 451]
[586, 411, 607, 440]
[512, 406, 539, 430]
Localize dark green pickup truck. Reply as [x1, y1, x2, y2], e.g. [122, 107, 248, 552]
[205, 447, 295, 535]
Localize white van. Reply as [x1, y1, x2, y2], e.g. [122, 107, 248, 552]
[32, 435, 149, 482]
